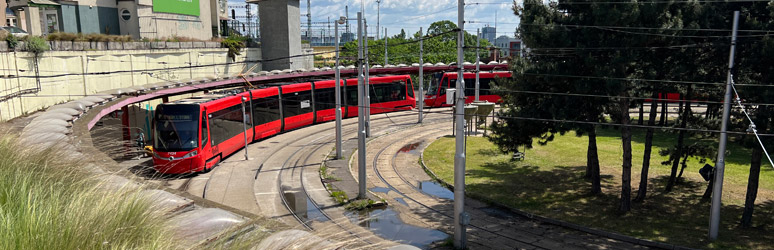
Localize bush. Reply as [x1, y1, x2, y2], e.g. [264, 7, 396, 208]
[25, 36, 49, 54]
[5, 33, 18, 49]
[0, 136, 178, 249]
[222, 35, 247, 61]
[46, 32, 133, 42]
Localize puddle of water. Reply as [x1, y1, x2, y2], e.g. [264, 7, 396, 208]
[398, 142, 422, 156]
[370, 186, 391, 194]
[346, 207, 448, 249]
[394, 197, 408, 206]
[419, 181, 454, 200]
[282, 187, 330, 223]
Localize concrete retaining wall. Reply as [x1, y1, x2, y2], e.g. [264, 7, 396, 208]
[0, 47, 261, 121]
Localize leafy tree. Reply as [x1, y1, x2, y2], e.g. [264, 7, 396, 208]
[340, 20, 491, 66]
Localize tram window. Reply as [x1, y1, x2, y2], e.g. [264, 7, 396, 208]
[252, 95, 281, 126]
[346, 85, 358, 107]
[282, 90, 312, 117]
[209, 105, 244, 145]
[406, 78, 415, 98]
[201, 111, 208, 148]
[372, 81, 407, 103]
[314, 87, 336, 110]
[479, 78, 492, 95]
[153, 104, 199, 152]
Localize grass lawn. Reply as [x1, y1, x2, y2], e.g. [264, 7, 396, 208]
[424, 128, 774, 249]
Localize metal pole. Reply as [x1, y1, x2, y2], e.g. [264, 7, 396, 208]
[475, 28, 480, 102]
[385, 27, 388, 66]
[376, 0, 381, 40]
[241, 96, 249, 160]
[365, 18, 372, 138]
[357, 12, 367, 199]
[454, 0, 467, 248]
[418, 27, 424, 123]
[709, 10, 739, 241]
[334, 19, 343, 159]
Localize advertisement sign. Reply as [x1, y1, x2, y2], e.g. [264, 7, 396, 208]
[153, 0, 200, 16]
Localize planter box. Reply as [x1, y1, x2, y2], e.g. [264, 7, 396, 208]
[73, 41, 89, 51]
[151, 41, 166, 49]
[192, 41, 205, 48]
[165, 42, 180, 49]
[55, 41, 73, 51]
[107, 42, 123, 50]
[90, 42, 107, 50]
[205, 42, 221, 48]
[179, 42, 193, 49]
[0, 42, 8, 52]
[14, 41, 26, 52]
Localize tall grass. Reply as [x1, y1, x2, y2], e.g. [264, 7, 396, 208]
[0, 136, 178, 249]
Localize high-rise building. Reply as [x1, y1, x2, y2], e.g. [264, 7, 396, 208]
[482, 26, 496, 43]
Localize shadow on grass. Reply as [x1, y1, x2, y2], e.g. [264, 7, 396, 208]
[462, 159, 774, 249]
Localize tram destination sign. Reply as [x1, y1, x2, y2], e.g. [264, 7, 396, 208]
[153, 0, 200, 16]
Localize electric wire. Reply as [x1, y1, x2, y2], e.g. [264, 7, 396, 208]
[729, 75, 774, 167]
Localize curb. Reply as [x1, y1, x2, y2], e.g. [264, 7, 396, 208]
[418, 147, 698, 250]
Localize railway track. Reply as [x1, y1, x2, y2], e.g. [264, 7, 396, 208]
[361, 121, 651, 250]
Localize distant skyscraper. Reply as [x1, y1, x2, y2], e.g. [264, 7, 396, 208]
[482, 26, 496, 43]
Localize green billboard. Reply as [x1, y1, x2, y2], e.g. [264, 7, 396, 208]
[153, 0, 200, 16]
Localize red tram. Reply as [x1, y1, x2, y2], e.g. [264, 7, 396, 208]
[424, 71, 512, 107]
[152, 75, 416, 174]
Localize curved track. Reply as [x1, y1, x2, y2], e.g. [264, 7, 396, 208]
[358, 119, 652, 250]
[183, 109, 450, 248]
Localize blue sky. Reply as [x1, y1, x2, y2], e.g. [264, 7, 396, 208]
[229, 0, 521, 39]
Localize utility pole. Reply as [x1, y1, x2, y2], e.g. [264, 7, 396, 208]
[709, 10, 739, 241]
[376, 0, 381, 40]
[475, 28, 480, 102]
[241, 96, 249, 160]
[246, 4, 251, 38]
[418, 26, 424, 123]
[306, 0, 311, 39]
[334, 16, 345, 159]
[357, 12, 367, 199]
[365, 18, 371, 138]
[384, 27, 388, 66]
[454, 0, 468, 248]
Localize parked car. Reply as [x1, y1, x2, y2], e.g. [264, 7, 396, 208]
[2, 26, 27, 37]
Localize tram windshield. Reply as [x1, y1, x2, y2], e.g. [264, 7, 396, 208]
[427, 73, 442, 96]
[154, 104, 199, 152]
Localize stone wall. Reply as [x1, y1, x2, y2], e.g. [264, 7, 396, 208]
[0, 47, 261, 121]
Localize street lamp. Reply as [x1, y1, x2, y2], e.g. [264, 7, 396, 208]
[334, 16, 346, 159]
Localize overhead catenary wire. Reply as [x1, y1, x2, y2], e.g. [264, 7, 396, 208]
[729, 75, 774, 168]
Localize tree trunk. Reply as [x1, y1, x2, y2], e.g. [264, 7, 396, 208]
[638, 101, 644, 125]
[634, 93, 659, 202]
[589, 126, 601, 194]
[620, 97, 632, 212]
[676, 153, 689, 183]
[666, 84, 693, 192]
[741, 107, 769, 228]
[586, 138, 592, 179]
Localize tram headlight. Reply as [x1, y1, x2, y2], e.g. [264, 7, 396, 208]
[181, 150, 198, 159]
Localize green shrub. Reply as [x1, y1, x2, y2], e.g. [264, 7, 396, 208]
[222, 35, 247, 61]
[25, 36, 49, 54]
[5, 34, 18, 49]
[0, 136, 177, 249]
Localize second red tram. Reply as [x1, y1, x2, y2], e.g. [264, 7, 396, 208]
[424, 71, 511, 107]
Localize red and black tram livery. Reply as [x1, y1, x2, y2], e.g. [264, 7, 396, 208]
[152, 75, 416, 174]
